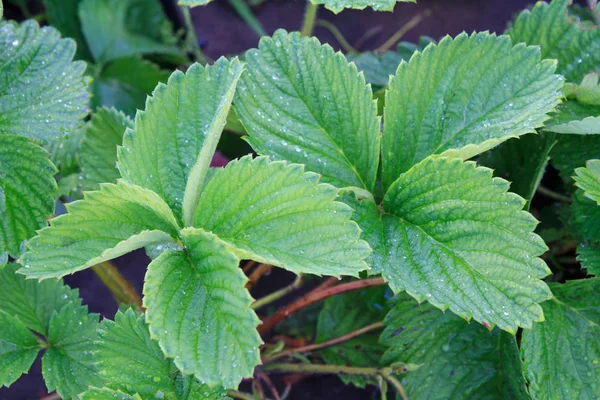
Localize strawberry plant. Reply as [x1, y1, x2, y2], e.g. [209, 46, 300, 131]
[1, 0, 600, 399]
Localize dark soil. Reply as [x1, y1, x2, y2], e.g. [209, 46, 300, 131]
[2, 0, 543, 399]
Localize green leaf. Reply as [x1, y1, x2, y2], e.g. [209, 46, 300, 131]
[574, 159, 600, 204]
[577, 243, 600, 276]
[45, 128, 84, 177]
[78, 0, 186, 64]
[0, 20, 90, 142]
[568, 189, 600, 243]
[510, 0, 600, 82]
[381, 156, 552, 333]
[564, 72, 600, 105]
[80, 107, 133, 191]
[0, 263, 81, 336]
[0, 135, 57, 258]
[143, 228, 261, 389]
[382, 32, 562, 189]
[118, 58, 243, 224]
[42, 303, 102, 399]
[521, 278, 600, 399]
[478, 133, 557, 209]
[315, 286, 388, 388]
[19, 181, 180, 279]
[91, 56, 170, 117]
[380, 293, 530, 399]
[235, 30, 381, 192]
[178, 0, 212, 6]
[551, 134, 600, 181]
[0, 310, 40, 387]
[79, 388, 143, 400]
[194, 156, 371, 276]
[310, 0, 414, 14]
[43, 0, 91, 60]
[544, 99, 600, 135]
[346, 51, 403, 87]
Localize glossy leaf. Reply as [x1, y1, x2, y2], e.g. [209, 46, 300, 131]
[194, 156, 371, 276]
[310, 0, 414, 13]
[235, 30, 380, 191]
[19, 181, 180, 279]
[381, 156, 552, 332]
[0, 310, 40, 387]
[382, 32, 561, 189]
[143, 228, 261, 389]
[0, 20, 89, 142]
[381, 293, 530, 399]
[521, 278, 600, 399]
[574, 159, 600, 204]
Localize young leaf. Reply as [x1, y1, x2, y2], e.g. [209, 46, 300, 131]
[43, 0, 91, 60]
[510, 0, 600, 82]
[478, 133, 557, 209]
[194, 156, 371, 276]
[0, 310, 40, 387]
[521, 278, 600, 399]
[235, 30, 381, 192]
[118, 58, 243, 225]
[42, 303, 102, 399]
[80, 107, 133, 191]
[551, 134, 600, 181]
[79, 388, 142, 400]
[382, 156, 552, 332]
[380, 293, 530, 399]
[0, 135, 57, 258]
[310, 0, 414, 13]
[382, 32, 561, 189]
[143, 228, 261, 389]
[578, 243, 600, 276]
[19, 181, 180, 279]
[574, 159, 600, 204]
[78, 0, 186, 64]
[0, 20, 90, 142]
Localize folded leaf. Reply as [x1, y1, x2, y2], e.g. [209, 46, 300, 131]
[382, 32, 561, 189]
[118, 58, 243, 224]
[381, 156, 552, 332]
[0, 20, 89, 142]
[143, 228, 261, 389]
[0, 310, 40, 387]
[235, 30, 380, 191]
[310, 0, 414, 13]
[80, 107, 133, 191]
[19, 181, 180, 279]
[380, 293, 529, 399]
[574, 159, 600, 204]
[0, 135, 57, 258]
[521, 278, 600, 399]
[194, 156, 371, 276]
[509, 0, 600, 82]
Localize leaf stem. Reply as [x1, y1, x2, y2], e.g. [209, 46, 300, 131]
[376, 10, 431, 52]
[258, 277, 386, 334]
[315, 20, 358, 54]
[181, 7, 208, 64]
[229, 0, 267, 36]
[301, 2, 319, 37]
[246, 263, 273, 289]
[253, 274, 304, 310]
[263, 321, 384, 363]
[91, 261, 143, 309]
[536, 186, 572, 203]
[227, 390, 257, 400]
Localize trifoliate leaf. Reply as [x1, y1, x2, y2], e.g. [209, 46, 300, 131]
[0, 310, 40, 387]
[574, 159, 600, 204]
[346, 51, 403, 88]
[478, 133, 557, 209]
[551, 134, 600, 181]
[42, 303, 102, 399]
[118, 58, 243, 224]
[382, 32, 561, 189]
[194, 156, 371, 276]
[45, 128, 84, 177]
[80, 107, 133, 191]
[79, 388, 142, 400]
[380, 293, 529, 399]
[316, 286, 389, 388]
[545, 100, 600, 135]
[91, 56, 170, 116]
[0, 20, 89, 142]
[310, 0, 414, 14]
[235, 30, 380, 192]
[19, 181, 180, 279]
[0, 135, 57, 258]
[521, 278, 600, 399]
[143, 228, 261, 389]
[578, 243, 600, 276]
[510, 0, 600, 82]
[43, 0, 91, 60]
[78, 0, 186, 64]
[381, 156, 552, 332]
[0, 263, 81, 336]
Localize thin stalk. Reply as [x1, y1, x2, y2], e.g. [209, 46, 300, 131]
[301, 2, 318, 37]
[253, 274, 304, 310]
[229, 0, 267, 36]
[315, 20, 358, 54]
[537, 186, 572, 203]
[258, 277, 386, 334]
[246, 263, 273, 289]
[257, 370, 281, 400]
[263, 321, 384, 363]
[92, 261, 143, 309]
[181, 7, 208, 64]
[227, 390, 257, 400]
[385, 375, 408, 400]
[376, 10, 431, 52]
